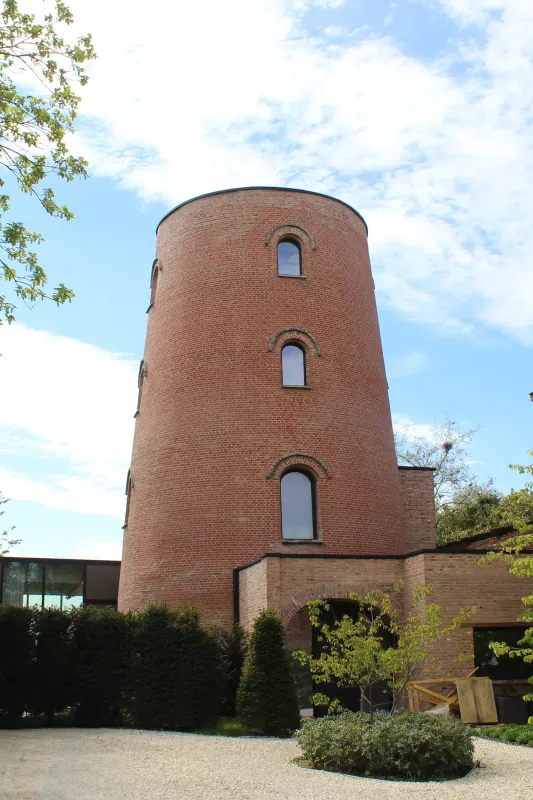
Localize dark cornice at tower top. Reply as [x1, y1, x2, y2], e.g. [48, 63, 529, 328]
[155, 186, 369, 235]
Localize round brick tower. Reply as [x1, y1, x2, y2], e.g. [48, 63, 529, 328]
[118, 187, 405, 624]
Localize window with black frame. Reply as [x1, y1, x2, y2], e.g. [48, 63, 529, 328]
[474, 627, 531, 681]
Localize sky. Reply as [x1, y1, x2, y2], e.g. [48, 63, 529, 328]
[1, 0, 532, 560]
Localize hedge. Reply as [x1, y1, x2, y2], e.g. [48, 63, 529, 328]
[0, 604, 225, 730]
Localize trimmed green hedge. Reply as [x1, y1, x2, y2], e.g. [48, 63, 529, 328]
[298, 711, 475, 781]
[0, 604, 226, 730]
[473, 724, 533, 746]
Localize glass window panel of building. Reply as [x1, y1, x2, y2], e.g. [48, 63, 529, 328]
[281, 344, 306, 386]
[2, 561, 84, 609]
[281, 470, 316, 539]
[45, 563, 84, 609]
[277, 239, 301, 276]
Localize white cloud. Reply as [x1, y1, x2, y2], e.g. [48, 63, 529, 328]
[388, 351, 430, 378]
[51, 0, 533, 343]
[392, 415, 438, 441]
[0, 324, 136, 517]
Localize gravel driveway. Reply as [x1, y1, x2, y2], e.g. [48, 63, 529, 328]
[1, 729, 531, 800]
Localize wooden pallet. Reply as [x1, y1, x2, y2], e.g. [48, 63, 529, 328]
[408, 669, 498, 724]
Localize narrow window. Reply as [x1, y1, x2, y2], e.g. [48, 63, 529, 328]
[281, 469, 316, 539]
[147, 259, 159, 311]
[277, 239, 301, 276]
[281, 344, 306, 386]
[124, 470, 133, 528]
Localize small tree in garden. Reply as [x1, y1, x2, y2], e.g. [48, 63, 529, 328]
[237, 610, 300, 737]
[0, 490, 20, 555]
[481, 449, 533, 723]
[218, 622, 247, 717]
[0, 604, 33, 726]
[126, 605, 223, 731]
[71, 606, 135, 727]
[294, 584, 475, 715]
[31, 607, 74, 725]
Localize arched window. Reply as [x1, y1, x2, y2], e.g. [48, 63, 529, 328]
[147, 259, 159, 311]
[280, 469, 316, 539]
[124, 470, 133, 528]
[281, 343, 306, 386]
[277, 239, 301, 276]
[134, 360, 147, 417]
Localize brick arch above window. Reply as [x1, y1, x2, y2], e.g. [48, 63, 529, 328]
[283, 581, 399, 625]
[265, 222, 316, 251]
[267, 452, 330, 480]
[268, 328, 321, 356]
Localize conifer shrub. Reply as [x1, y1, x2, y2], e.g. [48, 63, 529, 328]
[71, 606, 135, 727]
[298, 711, 475, 780]
[31, 607, 75, 725]
[126, 605, 223, 730]
[0, 605, 34, 727]
[218, 622, 247, 717]
[236, 610, 300, 737]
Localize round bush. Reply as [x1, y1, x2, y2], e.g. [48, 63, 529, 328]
[298, 711, 474, 781]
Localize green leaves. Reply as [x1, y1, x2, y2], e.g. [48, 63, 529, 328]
[0, 0, 95, 324]
[0, 489, 21, 555]
[294, 585, 475, 715]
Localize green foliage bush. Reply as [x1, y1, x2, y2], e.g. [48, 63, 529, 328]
[31, 608, 75, 726]
[237, 610, 300, 737]
[126, 605, 223, 731]
[298, 711, 475, 780]
[71, 606, 135, 727]
[474, 724, 533, 746]
[0, 605, 34, 727]
[218, 622, 247, 717]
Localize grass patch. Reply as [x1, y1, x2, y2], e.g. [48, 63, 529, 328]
[196, 716, 245, 736]
[472, 724, 533, 747]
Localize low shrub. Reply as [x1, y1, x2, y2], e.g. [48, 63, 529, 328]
[474, 724, 533, 746]
[298, 711, 475, 781]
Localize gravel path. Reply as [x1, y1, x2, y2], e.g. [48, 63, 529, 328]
[0, 729, 531, 800]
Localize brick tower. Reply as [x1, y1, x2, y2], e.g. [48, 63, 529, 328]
[118, 187, 406, 625]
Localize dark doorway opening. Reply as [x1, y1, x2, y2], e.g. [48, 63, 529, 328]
[311, 599, 394, 717]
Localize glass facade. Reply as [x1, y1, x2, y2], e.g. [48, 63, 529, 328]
[0, 559, 120, 609]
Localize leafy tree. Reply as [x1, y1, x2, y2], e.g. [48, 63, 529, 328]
[294, 584, 475, 715]
[481, 452, 533, 723]
[395, 415, 486, 515]
[437, 486, 505, 545]
[0, 0, 95, 325]
[237, 610, 300, 736]
[0, 489, 20, 555]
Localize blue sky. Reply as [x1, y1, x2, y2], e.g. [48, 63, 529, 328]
[1, 0, 532, 559]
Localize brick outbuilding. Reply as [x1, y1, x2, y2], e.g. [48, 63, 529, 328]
[118, 187, 531, 687]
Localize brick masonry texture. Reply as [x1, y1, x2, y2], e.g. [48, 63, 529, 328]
[118, 188, 406, 624]
[240, 552, 530, 672]
[398, 467, 437, 552]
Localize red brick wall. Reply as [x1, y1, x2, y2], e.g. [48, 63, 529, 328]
[398, 467, 437, 553]
[119, 188, 405, 623]
[238, 552, 530, 678]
